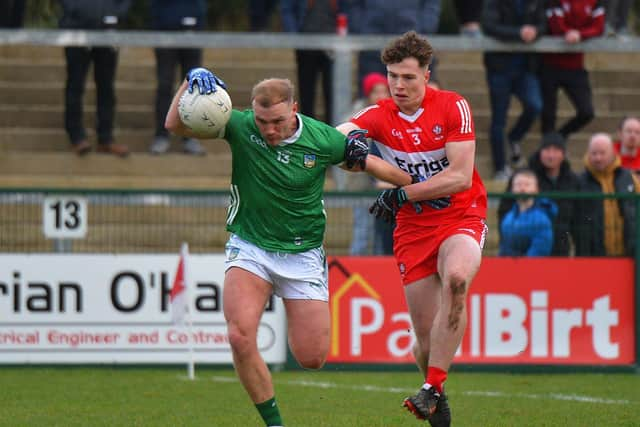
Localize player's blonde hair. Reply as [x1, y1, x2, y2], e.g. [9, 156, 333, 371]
[381, 31, 434, 68]
[251, 78, 295, 108]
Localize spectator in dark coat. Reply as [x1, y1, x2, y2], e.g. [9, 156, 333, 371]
[481, 0, 546, 180]
[149, 0, 208, 155]
[281, 0, 347, 123]
[60, 0, 132, 157]
[498, 132, 580, 255]
[575, 133, 639, 256]
[499, 169, 557, 256]
[0, 0, 26, 27]
[349, 0, 442, 92]
[454, 0, 483, 36]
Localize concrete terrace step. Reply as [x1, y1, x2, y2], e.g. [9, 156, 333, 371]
[0, 81, 259, 109]
[0, 151, 232, 177]
[0, 124, 594, 155]
[0, 174, 231, 190]
[0, 128, 232, 153]
[0, 103, 631, 135]
[4, 81, 640, 114]
[0, 59, 296, 84]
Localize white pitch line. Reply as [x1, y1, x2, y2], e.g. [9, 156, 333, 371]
[210, 376, 633, 406]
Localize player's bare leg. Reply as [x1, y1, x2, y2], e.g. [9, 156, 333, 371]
[403, 274, 444, 422]
[284, 299, 330, 369]
[223, 267, 275, 403]
[406, 275, 442, 376]
[431, 233, 481, 372]
[402, 234, 481, 425]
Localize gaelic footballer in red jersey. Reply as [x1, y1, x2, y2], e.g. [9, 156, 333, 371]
[351, 87, 487, 228]
[337, 31, 486, 426]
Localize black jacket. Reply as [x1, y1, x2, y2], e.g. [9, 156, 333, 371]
[150, 0, 207, 31]
[498, 152, 580, 256]
[481, 0, 546, 73]
[574, 166, 637, 256]
[59, 0, 132, 29]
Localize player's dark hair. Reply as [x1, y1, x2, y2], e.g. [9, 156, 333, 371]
[251, 78, 295, 108]
[381, 31, 434, 68]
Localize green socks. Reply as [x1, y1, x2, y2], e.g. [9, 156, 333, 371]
[255, 396, 283, 426]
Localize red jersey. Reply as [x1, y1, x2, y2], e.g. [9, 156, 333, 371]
[351, 86, 487, 227]
[544, 0, 605, 69]
[614, 141, 640, 171]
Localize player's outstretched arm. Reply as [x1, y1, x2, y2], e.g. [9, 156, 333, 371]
[336, 122, 411, 186]
[165, 80, 196, 138]
[403, 140, 475, 201]
[336, 121, 358, 135]
[365, 155, 412, 187]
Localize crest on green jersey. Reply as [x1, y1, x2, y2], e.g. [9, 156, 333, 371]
[303, 154, 316, 168]
[228, 247, 240, 260]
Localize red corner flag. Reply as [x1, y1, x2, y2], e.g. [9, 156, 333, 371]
[170, 243, 189, 325]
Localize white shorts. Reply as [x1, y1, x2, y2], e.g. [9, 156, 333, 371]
[224, 234, 329, 301]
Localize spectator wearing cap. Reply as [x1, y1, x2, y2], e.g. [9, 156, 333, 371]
[613, 116, 640, 174]
[498, 132, 580, 255]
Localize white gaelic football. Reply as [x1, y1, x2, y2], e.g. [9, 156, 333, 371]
[178, 87, 232, 137]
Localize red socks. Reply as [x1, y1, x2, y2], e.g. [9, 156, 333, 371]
[426, 366, 447, 393]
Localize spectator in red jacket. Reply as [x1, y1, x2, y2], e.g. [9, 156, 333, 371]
[541, 1, 605, 141]
[613, 116, 640, 173]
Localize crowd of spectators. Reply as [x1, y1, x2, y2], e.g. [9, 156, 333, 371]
[2, 0, 639, 258]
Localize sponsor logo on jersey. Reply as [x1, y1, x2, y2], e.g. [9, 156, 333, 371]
[250, 134, 268, 149]
[303, 154, 317, 168]
[394, 155, 450, 177]
[406, 126, 422, 134]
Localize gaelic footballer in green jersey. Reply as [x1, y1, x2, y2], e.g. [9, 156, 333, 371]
[166, 72, 412, 427]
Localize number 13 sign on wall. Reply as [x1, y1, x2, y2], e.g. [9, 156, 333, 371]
[42, 196, 88, 239]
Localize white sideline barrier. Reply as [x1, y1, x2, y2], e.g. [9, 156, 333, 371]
[0, 254, 287, 364]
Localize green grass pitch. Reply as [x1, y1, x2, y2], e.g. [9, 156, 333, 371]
[0, 367, 638, 426]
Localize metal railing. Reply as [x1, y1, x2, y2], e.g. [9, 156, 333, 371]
[1, 187, 638, 256]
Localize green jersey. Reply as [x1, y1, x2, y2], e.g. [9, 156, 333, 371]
[222, 109, 346, 253]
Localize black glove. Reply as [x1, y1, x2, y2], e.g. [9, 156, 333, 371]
[410, 174, 451, 210]
[186, 67, 227, 95]
[369, 188, 409, 222]
[424, 196, 452, 210]
[411, 174, 426, 184]
[344, 129, 369, 169]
